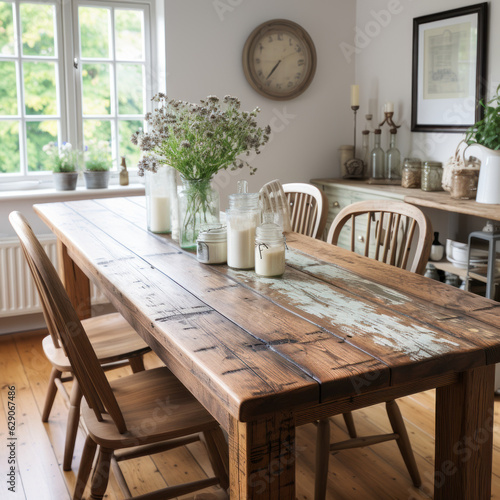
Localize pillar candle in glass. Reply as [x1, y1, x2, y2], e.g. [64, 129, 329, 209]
[145, 165, 175, 233]
[226, 192, 261, 270]
[255, 222, 286, 277]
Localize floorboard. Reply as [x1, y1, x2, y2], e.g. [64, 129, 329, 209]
[1, 331, 500, 499]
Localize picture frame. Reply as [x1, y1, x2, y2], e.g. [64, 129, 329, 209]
[411, 3, 488, 133]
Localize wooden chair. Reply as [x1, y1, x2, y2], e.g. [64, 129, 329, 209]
[10, 216, 152, 472]
[315, 200, 432, 499]
[10, 212, 229, 499]
[283, 183, 329, 239]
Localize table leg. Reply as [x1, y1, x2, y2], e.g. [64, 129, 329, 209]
[435, 364, 495, 499]
[229, 411, 295, 499]
[57, 240, 91, 320]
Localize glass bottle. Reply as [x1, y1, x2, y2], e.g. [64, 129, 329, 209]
[361, 130, 370, 175]
[226, 190, 261, 270]
[385, 128, 401, 180]
[145, 165, 176, 234]
[119, 156, 129, 186]
[429, 232, 444, 261]
[178, 176, 219, 249]
[255, 222, 286, 277]
[370, 129, 384, 179]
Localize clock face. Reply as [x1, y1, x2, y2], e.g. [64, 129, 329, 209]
[243, 20, 316, 100]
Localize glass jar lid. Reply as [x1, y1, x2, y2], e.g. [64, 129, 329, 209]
[423, 161, 443, 168]
[228, 192, 260, 210]
[197, 224, 227, 242]
[256, 222, 284, 242]
[403, 157, 422, 168]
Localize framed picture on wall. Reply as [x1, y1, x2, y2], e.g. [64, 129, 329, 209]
[411, 3, 488, 133]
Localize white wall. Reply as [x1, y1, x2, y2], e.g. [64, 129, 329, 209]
[164, 0, 356, 207]
[355, 0, 499, 169]
[355, 0, 499, 240]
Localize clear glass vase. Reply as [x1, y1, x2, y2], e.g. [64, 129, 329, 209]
[145, 165, 176, 234]
[178, 177, 219, 249]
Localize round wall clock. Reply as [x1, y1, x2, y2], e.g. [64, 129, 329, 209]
[242, 19, 317, 100]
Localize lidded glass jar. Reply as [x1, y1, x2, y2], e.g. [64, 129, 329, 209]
[226, 184, 261, 270]
[255, 222, 286, 278]
[401, 158, 422, 188]
[196, 224, 227, 264]
[421, 161, 443, 192]
[450, 169, 480, 199]
[145, 165, 176, 233]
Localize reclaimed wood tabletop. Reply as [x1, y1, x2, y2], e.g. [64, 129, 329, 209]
[34, 196, 500, 499]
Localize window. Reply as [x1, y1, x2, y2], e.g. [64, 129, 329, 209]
[0, 0, 154, 180]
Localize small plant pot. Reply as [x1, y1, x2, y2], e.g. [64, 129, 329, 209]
[53, 172, 78, 191]
[83, 170, 110, 189]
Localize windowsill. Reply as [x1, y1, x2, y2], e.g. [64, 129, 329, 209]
[0, 183, 145, 202]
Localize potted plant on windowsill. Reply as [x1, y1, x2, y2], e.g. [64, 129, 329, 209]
[465, 84, 500, 204]
[83, 140, 111, 189]
[43, 142, 81, 191]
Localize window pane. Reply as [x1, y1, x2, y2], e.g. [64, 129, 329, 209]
[0, 61, 17, 115]
[119, 120, 142, 168]
[117, 64, 143, 115]
[84, 119, 112, 168]
[23, 62, 57, 115]
[115, 9, 144, 61]
[82, 63, 111, 115]
[79, 7, 110, 59]
[0, 121, 20, 173]
[0, 2, 15, 55]
[26, 120, 58, 172]
[20, 3, 55, 57]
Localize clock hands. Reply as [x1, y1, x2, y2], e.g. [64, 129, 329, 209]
[266, 59, 281, 80]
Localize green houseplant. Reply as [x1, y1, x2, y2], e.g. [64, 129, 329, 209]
[465, 84, 500, 203]
[132, 94, 270, 248]
[83, 140, 111, 189]
[43, 142, 81, 191]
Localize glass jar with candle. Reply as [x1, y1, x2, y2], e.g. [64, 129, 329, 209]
[255, 222, 286, 278]
[226, 191, 261, 269]
[421, 161, 443, 192]
[145, 165, 175, 233]
[196, 224, 227, 264]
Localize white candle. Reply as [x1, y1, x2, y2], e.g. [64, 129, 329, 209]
[227, 226, 256, 269]
[350, 85, 359, 107]
[255, 245, 285, 277]
[149, 195, 171, 233]
[385, 101, 394, 113]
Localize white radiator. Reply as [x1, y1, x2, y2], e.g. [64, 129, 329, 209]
[0, 235, 106, 318]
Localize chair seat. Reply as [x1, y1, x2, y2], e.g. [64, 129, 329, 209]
[82, 367, 219, 449]
[42, 312, 150, 371]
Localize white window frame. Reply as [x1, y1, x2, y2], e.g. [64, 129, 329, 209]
[0, 0, 158, 183]
[0, 0, 66, 179]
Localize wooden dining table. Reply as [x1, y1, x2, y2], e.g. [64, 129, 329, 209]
[34, 196, 500, 499]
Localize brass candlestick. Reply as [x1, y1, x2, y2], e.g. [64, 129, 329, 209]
[344, 105, 365, 178]
[379, 111, 401, 129]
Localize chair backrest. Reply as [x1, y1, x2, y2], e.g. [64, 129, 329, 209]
[9, 211, 128, 433]
[326, 200, 432, 275]
[283, 183, 328, 239]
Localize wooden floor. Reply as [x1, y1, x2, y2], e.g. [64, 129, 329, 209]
[2, 332, 500, 500]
